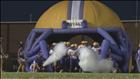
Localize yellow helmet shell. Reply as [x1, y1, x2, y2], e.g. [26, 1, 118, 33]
[35, 1, 123, 29]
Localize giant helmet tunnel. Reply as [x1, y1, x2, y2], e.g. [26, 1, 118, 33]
[23, 1, 132, 72]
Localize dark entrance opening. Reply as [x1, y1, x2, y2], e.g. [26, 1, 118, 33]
[46, 31, 119, 46]
[46, 33, 104, 46]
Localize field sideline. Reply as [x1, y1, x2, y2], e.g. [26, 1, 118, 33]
[1, 72, 140, 79]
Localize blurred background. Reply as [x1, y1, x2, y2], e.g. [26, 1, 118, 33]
[0, 1, 140, 72]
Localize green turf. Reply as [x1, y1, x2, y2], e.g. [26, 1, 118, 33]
[1, 72, 140, 79]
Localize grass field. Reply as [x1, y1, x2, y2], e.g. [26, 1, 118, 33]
[1, 72, 140, 79]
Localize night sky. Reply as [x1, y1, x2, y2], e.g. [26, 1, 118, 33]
[1, 1, 140, 21]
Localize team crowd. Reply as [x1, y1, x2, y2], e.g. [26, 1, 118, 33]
[17, 40, 101, 72]
[17, 40, 140, 73]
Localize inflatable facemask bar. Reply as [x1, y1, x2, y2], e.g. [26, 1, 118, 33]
[23, 1, 132, 72]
